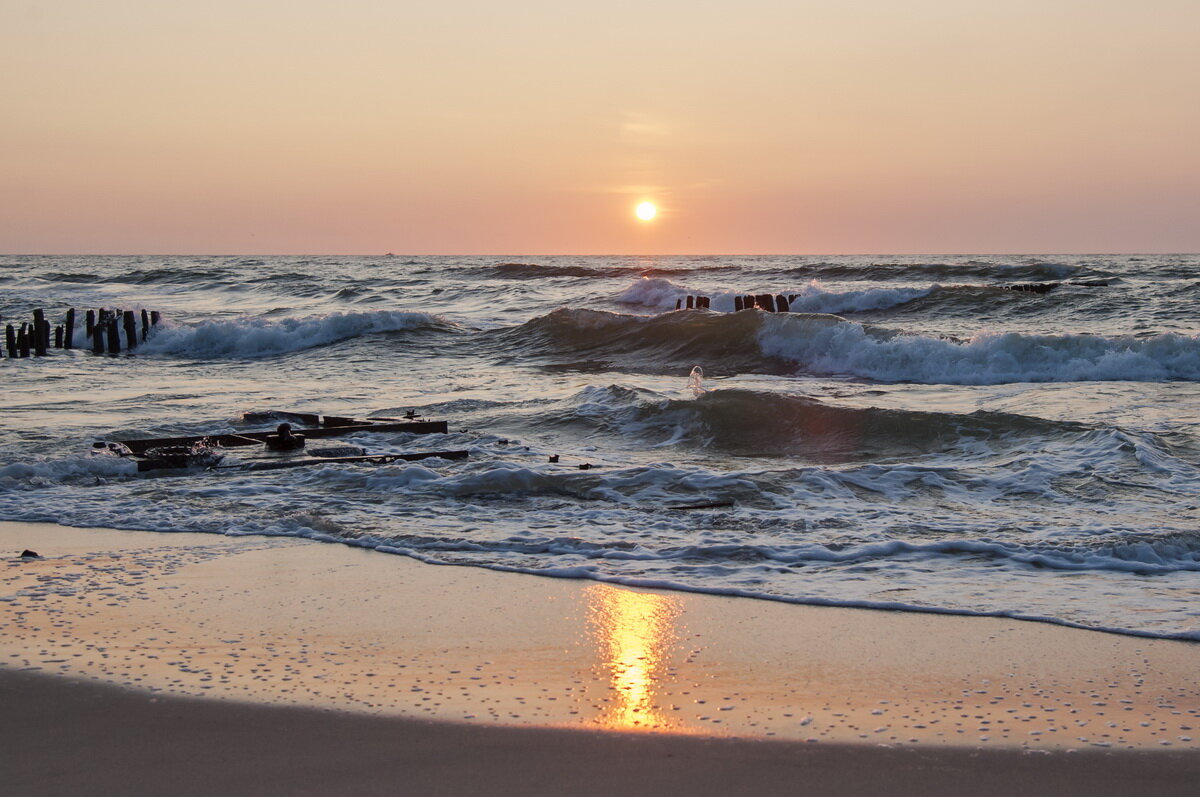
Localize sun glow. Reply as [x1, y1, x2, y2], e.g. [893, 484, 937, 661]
[586, 584, 684, 732]
[635, 202, 657, 221]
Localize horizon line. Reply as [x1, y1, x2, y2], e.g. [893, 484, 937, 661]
[3, 251, 1197, 258]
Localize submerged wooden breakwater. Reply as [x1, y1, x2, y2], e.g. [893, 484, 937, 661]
[673, 280, 1111, 313]
[1, 307, 161, 359]
[675, 294, 796, 312]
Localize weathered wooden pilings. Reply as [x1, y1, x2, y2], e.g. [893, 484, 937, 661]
[32, 309, 48, 356]
[91, 318, 105, 354]
[122, 311, 137, 350]
[679, 294, 798, 313]
[106, 315, 120, 354]
[0, 306, 162, 359]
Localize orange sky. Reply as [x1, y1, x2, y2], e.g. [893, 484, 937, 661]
[2, 1, 1197, 254]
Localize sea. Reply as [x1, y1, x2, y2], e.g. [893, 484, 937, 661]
[1, 254, 1198, 641]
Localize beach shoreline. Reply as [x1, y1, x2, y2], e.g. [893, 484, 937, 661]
[6, 667, 1200, 797]
[3, 520, 1199, 793]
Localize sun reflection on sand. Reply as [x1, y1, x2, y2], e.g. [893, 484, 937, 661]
[585, 584, 688, 732]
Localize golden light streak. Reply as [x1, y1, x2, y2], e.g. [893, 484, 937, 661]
[585, 584, 684, 731]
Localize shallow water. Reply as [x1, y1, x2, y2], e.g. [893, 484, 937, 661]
[1, 254, 1198, 639]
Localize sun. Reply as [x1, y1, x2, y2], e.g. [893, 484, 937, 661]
[635, 201, 657, 221]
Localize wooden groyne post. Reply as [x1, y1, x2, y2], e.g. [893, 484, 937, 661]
[1, 306, 162, 360]
[679, 294, 796, 313]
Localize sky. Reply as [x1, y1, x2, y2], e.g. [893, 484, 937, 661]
[1, 0, 1197, 255]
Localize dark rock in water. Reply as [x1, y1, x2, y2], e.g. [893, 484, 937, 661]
[578, 463, 592, 470]
[548, 455, 559, 463]
[20, 550, 40, 559]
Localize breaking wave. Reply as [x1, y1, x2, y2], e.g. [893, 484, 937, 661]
[490, 307, 1200, 384]
[786, 259, 1091, 282]
[758, 313, 1200, 384]
[139, 310, 453, 359]
[616, 276, 939, 314]
[614, 276, 1119, 321]
[524, 384, 1087, 461]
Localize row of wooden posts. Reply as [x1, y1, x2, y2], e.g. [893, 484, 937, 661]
[2, 308, 161, 359]
[675, 294, 798, 312]
[674, 281, 1109, 312]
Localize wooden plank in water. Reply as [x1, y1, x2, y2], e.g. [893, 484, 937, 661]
[225, 450, 468, 472]
[116, 420, 449, 454]
[322, 415, 364, 427]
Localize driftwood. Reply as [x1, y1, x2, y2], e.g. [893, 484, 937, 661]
[116, 419, 447, 455]
[215, 450, 468, 472]
[666, 500, 735, 510]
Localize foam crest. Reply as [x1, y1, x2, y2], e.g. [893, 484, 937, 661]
[758, 314, 1200, 384]
[139, 310, 448, 359]
[0, 456, 137, 488]
[537, 384, 1088, 461]
[614, 277, 690, 309]
[783, 280, 935, 314]
[616, 276, 953, 316]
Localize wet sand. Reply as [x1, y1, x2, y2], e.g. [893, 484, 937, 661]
[2, 520, 1199, 794]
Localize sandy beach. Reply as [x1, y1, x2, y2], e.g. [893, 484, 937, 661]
[2, 520, 1198, 794]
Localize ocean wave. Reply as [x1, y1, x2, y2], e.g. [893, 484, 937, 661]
[0, 456, 137, 489]
[484, 307, 793, 375]
[787, 259, 1090, 282]
[615, 277, 691, 308]
[490, 262, 616, 278]
[488, 307, 1200, 384]
[528, 384, 1085, 461]
[480, 262, 727, 280]
[124, 267, 238, 285]
[758, 313, 1200, 384]
[139, 310, 453, 359]
[381, 532, 1200, 577]
[614, 276, 1119, 321]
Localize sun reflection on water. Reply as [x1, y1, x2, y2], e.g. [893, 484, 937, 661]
[585, 584, 685, 732]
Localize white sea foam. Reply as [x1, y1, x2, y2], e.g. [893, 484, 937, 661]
[758, 314, 1200, 384]
[614, 277, 689, 309]
[0, 456, 137, 489]
[139, 310, 446, 358]
[783, 280, 934, 314]
[614, 277, 935, 315]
